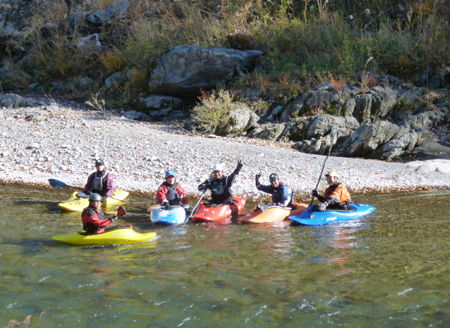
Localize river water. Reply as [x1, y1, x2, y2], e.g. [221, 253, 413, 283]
[1, 184, 449, 327]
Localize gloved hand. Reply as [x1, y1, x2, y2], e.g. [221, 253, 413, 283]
[85, 191, 92, 195]
[161, 199, 169, 207]
[311, 189, 320, 198]
[235, 160, 243, 174]
[198, 183, 211, 191]
[318, 202, 328, 212]
[110, 215, 117, 223]
[183, 204, 189, 211]
[101, 196, 107, 203]
[255, 173, 261, 188]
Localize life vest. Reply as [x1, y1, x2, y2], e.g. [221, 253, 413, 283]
[163, 182, 181, 205]
[324, 183, 351, 203]
[271, 183, 293, 206]
[82, 207, 106, 234]
[209, 176, 232, 202]
[92, 170, 108, 193]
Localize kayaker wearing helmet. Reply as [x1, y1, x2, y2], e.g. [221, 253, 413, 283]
[255, 173, 294, 207]
[81, 193, 117, 234]
[84, 159, 114, 202]
[157, 170, 189, 210]
[198, 160, 243, 204]
[312, 170, 351, 211]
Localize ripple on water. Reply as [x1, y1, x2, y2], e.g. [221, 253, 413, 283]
[1, 185, 450, 326]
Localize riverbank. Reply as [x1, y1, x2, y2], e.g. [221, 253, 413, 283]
[1, 97, 450, 201]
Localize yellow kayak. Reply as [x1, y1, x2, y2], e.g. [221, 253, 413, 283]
[52, 227, 156, 245]
[58, 190, 129, 212]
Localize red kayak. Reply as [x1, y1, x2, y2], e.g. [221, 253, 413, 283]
[191, 197, 246, 222]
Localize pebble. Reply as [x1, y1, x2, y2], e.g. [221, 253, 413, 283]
[1, 97, 450, 200]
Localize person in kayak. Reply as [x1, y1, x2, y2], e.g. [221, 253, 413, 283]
[84, 159, 114, 202]
[255, 173, 294, 207]
[198, 160, 243, 204]
[312, 170, 351, 211]
[157, 170, 189, 210]
[81, 193, 117, 234]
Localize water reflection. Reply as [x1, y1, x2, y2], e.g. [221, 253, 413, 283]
[2, 185, 450, 327]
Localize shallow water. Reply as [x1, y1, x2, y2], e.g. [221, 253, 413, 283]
[1, 184, 450, 327]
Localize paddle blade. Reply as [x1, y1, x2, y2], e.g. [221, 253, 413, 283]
[49, 178, 68, 188]
[257, 202, 268, 212]
[118, 206, 127, 217]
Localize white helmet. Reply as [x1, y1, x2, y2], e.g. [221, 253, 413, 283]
[213, 163, 224, 171]
[325, 170, 338, 178]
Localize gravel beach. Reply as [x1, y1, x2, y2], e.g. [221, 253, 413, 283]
[1, 98, 450, 200]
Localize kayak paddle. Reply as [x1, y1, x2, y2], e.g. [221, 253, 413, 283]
[49, 178, 130, 204]
[310, 139, 335, 206]
[257, 202, 268, 212]
[186, 190, 207, 222]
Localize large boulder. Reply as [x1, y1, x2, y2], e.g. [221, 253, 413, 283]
[216, 106, 254, 136]
[148, 46, 263, 96]
[338, 121, 400, 156]
[378, 130, 422, 160]
[0, 93, 33, 108]
[406, 159, 450, 174]
[306, 114, 359, 138]
[294, 127, 347, 154]
[399, 109, 449, 130]
[370, 86, 398, 119]
[249, 123, 285, 141]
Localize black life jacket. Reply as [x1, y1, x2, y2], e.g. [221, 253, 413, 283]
[92, 170, 108, 194]
[163, 182, 181, 205]
[82, 207, 106, 234]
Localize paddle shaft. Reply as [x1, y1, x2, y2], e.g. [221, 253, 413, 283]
[310, 142, 334, 206]
[187, 190, 207, 221]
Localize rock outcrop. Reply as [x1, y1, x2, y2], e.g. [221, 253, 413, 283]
[148, 46, 264, 96]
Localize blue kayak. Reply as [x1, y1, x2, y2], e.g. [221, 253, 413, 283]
[150, 205, 186, 225]
[289, 204, 376, 226]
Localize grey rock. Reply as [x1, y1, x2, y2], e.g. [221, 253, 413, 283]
[105, 72, 126, 87]
[352, 93, 373, 123]
[379, 75, 401, 87]
[370, 86, 398, 119]
[279, 99, 303, 122]
[427, 68, 450, 89]
[249, 123, 285, 141]
[217, 106, 252, 136]
[270, 105, 284, 117]
[123, 111, 144, 120]
[307, 114, 345, 138]
[148, 45, 263, 96]
[339, 121, 400, 156]
[141, 95, 182, 110]
[86, 0, 130, 26]
[0, 94, 34, 108]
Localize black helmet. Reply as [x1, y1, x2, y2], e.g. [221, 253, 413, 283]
[269, 173, 279, 181]
[89, 193, 102, 201]
[95, 159, 105, 166]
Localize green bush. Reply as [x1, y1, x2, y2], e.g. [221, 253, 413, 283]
[192, 90, 236, 134]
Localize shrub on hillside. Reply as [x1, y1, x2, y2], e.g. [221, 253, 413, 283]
[192, 90, 237, 134]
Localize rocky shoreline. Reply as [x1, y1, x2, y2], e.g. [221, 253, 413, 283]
[1, 95, 450, 201]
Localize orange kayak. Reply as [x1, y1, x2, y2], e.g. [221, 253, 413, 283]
[241, 202, 308, 224]
[191, 197, 246, 222]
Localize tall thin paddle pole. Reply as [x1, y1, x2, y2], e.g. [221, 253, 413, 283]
[186, 190, 207, 222]
[310, 141, 334, 206]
